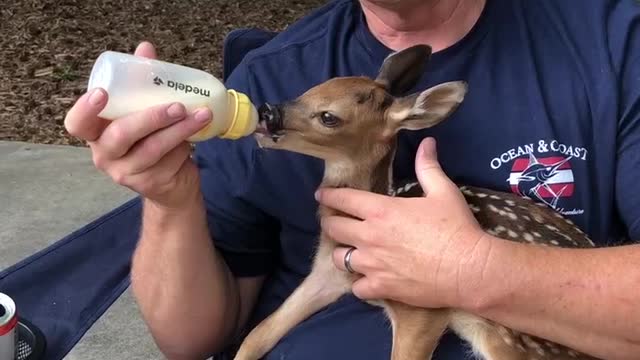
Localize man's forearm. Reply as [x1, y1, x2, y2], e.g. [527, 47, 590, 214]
[131, 194, 240, 359]
[460, 236, 640, 360]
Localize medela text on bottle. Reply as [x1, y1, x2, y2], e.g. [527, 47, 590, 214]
[87, 51, 259, 142]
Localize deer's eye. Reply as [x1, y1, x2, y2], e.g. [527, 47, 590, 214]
[319, 112, 341, 127]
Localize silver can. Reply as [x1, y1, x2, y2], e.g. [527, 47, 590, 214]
[0, 293, 17, 360]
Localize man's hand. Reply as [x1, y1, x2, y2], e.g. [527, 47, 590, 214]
[63, 42, 256, 359]
[315, 137, 489, 309]
[64, 41, 213, 210]
[316, 137, 640, 359]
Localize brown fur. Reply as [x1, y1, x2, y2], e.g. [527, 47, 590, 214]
[232, 45, 600, 360]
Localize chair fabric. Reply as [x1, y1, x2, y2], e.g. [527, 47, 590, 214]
[0, 27, 277, 360]
[222, 27, 278, 81]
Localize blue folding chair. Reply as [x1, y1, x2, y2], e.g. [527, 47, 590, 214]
[0, 27, 278, 360]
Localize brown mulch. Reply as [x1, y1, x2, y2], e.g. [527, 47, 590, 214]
[0, 0, 326, 146]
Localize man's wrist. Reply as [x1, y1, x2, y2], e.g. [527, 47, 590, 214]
[141, 188, 207, 237]
[144, 182, 204, 216]
[454, 231, 517, 313]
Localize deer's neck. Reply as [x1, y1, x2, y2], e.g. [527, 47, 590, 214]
[318, 142, 397, 218]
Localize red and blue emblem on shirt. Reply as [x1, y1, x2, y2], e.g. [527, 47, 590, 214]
[508, 152, 574, 209]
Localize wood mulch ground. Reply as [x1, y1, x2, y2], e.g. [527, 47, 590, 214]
[0, 0, 325, 146]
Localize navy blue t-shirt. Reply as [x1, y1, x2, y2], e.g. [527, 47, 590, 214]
[192, 0, 640, 358]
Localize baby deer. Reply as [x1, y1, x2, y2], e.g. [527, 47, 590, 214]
[233, 45, 599, 360]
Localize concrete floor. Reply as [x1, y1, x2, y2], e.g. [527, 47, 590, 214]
[0, 141, 164, 359]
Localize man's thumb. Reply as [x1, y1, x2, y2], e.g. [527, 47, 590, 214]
[415, 137, 446, 191]
[135, 41, 158, 59]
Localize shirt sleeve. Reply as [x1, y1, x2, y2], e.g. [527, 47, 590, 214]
[191, 61, 280, 277]
[610, 1, 640, 240]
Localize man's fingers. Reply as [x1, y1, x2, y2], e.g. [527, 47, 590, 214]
[64, 88, 111, 142]
[135, 41, 157, 59]
[332, 245, 372, 274]
[315, 187, 388, 220]
[95, 103, 204, 160]
[112, 142, 192, 193]
[352, 276, 378, 300]
[321, 215, 370, 247]
[117, 107, 211, 174]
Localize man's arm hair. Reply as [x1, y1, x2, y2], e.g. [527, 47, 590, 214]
[130, 194, 265, 359]
[460, 237, 640, 360]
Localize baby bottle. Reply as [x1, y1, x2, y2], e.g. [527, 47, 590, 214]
[86, 51, 259, 142]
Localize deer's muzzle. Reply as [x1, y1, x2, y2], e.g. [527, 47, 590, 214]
[258, 103, 284, 136]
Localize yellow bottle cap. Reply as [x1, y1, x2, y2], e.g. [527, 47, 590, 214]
[220, 89, 259, 139]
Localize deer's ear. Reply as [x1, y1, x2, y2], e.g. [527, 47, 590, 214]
[375, 45, 432, 96]
[387, 81, 468, 131]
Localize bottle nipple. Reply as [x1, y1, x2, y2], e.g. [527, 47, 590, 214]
[219, 89, 259, 139]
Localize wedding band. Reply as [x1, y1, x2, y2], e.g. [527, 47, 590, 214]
[344, 247, 356, 274]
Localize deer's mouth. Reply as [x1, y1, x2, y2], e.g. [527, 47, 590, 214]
[255, 122, 285, 142]
[256, 103, 286, 143]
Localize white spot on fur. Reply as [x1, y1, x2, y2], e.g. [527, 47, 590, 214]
[496, 325, 514, 346]
[521, 335, 542, 352]
[508, 230, 518, 238]
[533, 231, 542, 238]
[391, 182, 419, 196]
[507, 212, 518, 221]
[488, 204, 500, 213]
[477, 193, 488, 198]
[505, 199, 516, 206]
[523, 215, 531, 221]
[495, 225, 507, 233]
[550, 240, 560, 246]
[545, 224, 559, 232]
[406, 182, 418, 191]
[523, 233, 534, 242]
[469, 204, 481, 213]
[568, 349, 579, 358]
[490, 194, 501, 200]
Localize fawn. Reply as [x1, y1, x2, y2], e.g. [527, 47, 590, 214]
[233, 44, 599, 360]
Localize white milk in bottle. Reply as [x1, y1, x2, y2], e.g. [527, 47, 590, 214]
[87, 51, 259, 142]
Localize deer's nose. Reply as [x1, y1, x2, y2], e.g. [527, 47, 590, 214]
[258, 103, 284, 134]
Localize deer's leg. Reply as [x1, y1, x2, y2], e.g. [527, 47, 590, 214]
[449, 311, 538, 360]
[233, 240, 351, 360]
[383, 300, 451, 360]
